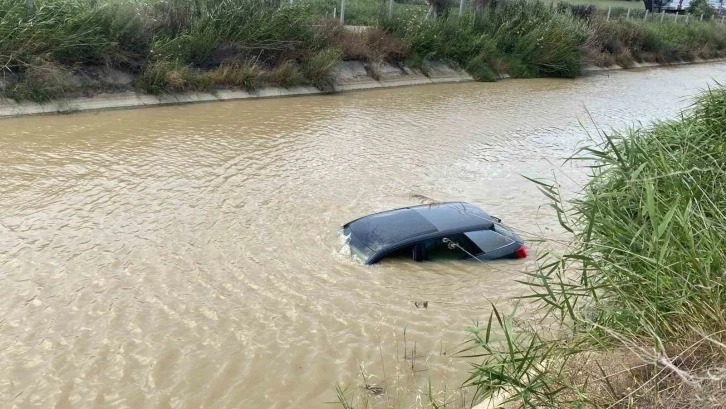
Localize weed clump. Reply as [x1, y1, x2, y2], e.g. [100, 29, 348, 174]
[302, 47, 343, 92]
[263, 61, 305, 88]
[5, 60, 75, 102]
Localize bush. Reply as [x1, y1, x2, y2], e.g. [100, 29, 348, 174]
[688, 0, 715, 18]
[4, 0, 726, 101]
[324, 23, 410, 62]
[302, 47, 343, 92]
[0, 0, 153, 71]
[556, 2, 597, 20]
[4, 60, 76, 102]
[475, 0, 589, 77]
[263, 61, 305, 88]
[136, 60, 195, 94]
[589, 19, 726, 66]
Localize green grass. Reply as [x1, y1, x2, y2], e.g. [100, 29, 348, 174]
[383, 0, 591, 79]
[0, 0, 378, 97]
[301, 0, 429, 25]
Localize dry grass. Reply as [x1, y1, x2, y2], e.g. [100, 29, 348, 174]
[613, 49, 635, 68]
[197, 63, 262, 90]
[592, 52, 617, 67]
[323, 22, 410, 63]
[262, 60, 305, 88]
[562, 342, 726, 409]
[4, 59, 76, 101]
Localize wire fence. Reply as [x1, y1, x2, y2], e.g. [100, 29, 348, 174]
[600, 5, 726, 23]
[293, 0, 726, 25]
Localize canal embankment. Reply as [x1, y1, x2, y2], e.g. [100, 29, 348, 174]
[2, 58, 725, 118]
[0, 60, 473, 118]
[3, 0, 726, 118]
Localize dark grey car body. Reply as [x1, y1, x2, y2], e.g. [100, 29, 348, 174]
[343, 202, 526, 265]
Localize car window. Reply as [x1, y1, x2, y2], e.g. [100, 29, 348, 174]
[493, 224, 522, 243]
[424, 234, 482, 261]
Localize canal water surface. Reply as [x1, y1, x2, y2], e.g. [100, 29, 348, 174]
[2, 63, 725, 408]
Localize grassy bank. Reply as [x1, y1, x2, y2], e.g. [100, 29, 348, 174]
[1, 0, 726, 103]
[386, 1, 726, 80]
[459, 84, 726, 408]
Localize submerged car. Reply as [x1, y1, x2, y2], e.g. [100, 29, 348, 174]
[343, 202, 526, 265]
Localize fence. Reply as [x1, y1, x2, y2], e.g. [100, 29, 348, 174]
[297, 0, 726, 25]
[602, 5, 726, 23]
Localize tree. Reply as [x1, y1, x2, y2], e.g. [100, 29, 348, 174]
[688, 0, 716, 17]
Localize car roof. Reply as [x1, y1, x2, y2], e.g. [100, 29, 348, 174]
[344, 202, 495, 262]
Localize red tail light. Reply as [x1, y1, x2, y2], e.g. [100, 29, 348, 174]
[513, 245, 527, 259]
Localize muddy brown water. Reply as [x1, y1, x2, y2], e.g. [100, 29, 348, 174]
[2, 63, 726, 409]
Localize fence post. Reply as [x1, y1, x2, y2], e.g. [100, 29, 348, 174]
[25, 0, 33, 15]
[660, 10, 665, 22]
[685, 14, 689, 23]
[626, 8, 630, 20]
[289, 0, 293, 4]
[700, 13, 703, 22]
[675, 12, 678, 22]
[644, 9, 649, 21]
[333, 7, 336, 18]
[459, 0, 464, 16]
[340, 0, 345, 24]
[389, 0, 394, 19]
[607, 6, 611, 21]
[722, 16, 725, 24]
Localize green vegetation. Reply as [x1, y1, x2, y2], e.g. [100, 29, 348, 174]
[461, 82, 726, 408]
[385, 0, 591, 79]
[0, 0, 353, 99]
[386, 1, 726, 79]
[1, 0, 725, 102]
[590, 18, 726, 67]
[689, 0, 717, 18]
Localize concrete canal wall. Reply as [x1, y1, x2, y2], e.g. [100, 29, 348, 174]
[0, 61, 472, 119]
[1, 59, 723, 119]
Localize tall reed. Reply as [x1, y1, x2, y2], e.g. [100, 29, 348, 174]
[460, 85, 726, 408]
